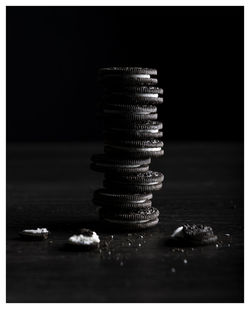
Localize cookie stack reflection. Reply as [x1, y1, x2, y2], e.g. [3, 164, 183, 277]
[91, 67, 164, 231]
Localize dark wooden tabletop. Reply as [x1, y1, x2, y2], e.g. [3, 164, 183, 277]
[6, 142, 244, 303]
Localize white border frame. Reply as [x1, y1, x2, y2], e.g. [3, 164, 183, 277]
[1, 0, 247, 307]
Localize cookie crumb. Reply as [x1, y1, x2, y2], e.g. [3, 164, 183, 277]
[104, 241, 108, 247]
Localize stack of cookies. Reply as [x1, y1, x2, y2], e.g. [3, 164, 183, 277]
[91, 67, 164, 231]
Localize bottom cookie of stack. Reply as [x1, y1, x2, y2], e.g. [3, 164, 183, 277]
[93, 190, 160, 231]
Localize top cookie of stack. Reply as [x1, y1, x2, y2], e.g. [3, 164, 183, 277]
[99, 67, 164, 158]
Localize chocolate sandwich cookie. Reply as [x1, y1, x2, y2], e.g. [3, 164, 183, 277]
[91, 154, 151, 173]
[103, 94, 163, 105]
[103, 104, 158, 120]
[105, 120, 163, 139]
[169, 224, 218, 246]
[100, 75, 158, 87]
[93, 189, 153, 209]
[105, 139, 164, 158]
[105, 86, 163, 96]
[100, 206, 160, 230]
[102, 86, 164, 106]
[19, 228, 49, 240]
[103, 170, 164, 193]
[99, 67, 157, 76]
[65, 229, 100, 251]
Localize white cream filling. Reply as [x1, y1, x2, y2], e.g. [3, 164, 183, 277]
[110, 146, 162, 152]
[131, 199, 147, 203]
[171, 226, 184, 238]
[104, 110, 151, 115]
[137, 93, 159, 98]
[68, 232, 100, 245]
[109, 74, 151, 79]
[100, 193, 146, 203]
[101, 192, 120, 197]
[130, 74, 151, 79]
[137, 129, 159, 133]
[141, 181, 159, 185]
[97, 163, 141, 168]
[141, 147, 161, 151]
[112, 128, 159, 133]
[113, 180, 160, 186]
[23, 228, 48, 234]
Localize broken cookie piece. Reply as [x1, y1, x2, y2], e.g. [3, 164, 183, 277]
[169, 224, 218, 246]
[19, 228, 49, 240]
[66, 229, 100, 251]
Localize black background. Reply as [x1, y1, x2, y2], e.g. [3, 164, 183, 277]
[7, 6, 244, 142]
[6, 6, 244, 303]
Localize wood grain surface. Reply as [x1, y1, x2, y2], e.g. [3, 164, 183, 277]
[6, 142, 244, 302]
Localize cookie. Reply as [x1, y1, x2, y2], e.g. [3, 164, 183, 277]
[99, 67, 157, 76]
[104, 86, 163, 97]
[65, 229, 100, 251]
[19, 228, 49, 240]
[93, 189, 153, 209]
[104, 120, 163, 139]
[100, 75, 158, 87]
[100, 207, 160, 230]
[102, 86, 164, 106]
[104, 217, 159, 230]
[168, 224, 218, 246]
[91, 154, 151, 173]
[103, 104, 158, 120]
[104, 139, 164, 158]
[103, 94, 164, 105]
[103, 170, 164, 193]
